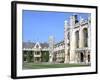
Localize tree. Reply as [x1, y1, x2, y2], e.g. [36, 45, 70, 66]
[41, 51, 49, 62]
[26, 51, 33, 62]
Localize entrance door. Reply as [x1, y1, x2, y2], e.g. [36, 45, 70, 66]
[80, 52, 84, 62]
[88, 55, 90, 62]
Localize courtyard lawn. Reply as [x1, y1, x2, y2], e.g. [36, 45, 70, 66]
[23, 62, 90, 69]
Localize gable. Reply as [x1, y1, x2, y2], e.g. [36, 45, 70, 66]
[34, 42, 41, 49]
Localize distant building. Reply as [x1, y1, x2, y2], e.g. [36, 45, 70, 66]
[23, 42, 49, 63]
[23, 14, 91, 64]
[53, 41, 65, 63]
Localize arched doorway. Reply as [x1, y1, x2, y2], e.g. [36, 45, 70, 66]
[88, 55, 90, 62]
[80, 52, 84, 62]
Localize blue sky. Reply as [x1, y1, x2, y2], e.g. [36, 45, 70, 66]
[22, 10, 90, 43]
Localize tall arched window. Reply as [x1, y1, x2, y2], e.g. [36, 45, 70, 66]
[67, 32, 70, 40]
[75, 31, 79, 48]
[83, 28, 88, 47]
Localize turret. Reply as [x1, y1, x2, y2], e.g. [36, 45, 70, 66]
[64, 20, 70, 63]
[79, 16, 84, 23]
[70, 14, 78, 27]
[64, 20, 68, 30]
[64, 20, 69, 42]
[88, 15, 91, 24]
[48, 36, 54, 62]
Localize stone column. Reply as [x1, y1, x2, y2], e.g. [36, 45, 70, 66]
[79, 28, 84, 48]
[64, 20, 69, 63]
[85, 51, 89, 64]
[88, 16, 91, 49]
[70, 30, 76, 63]
[77, 52, 80, 63]
[87, 16, 91, 65]
[49, 36, 54, 63]
[69, 14, 79, 63]
[75, 52, 78, 63]
[78, 53, 81, 63]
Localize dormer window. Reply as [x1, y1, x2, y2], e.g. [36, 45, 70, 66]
[36, 45, 39, 48]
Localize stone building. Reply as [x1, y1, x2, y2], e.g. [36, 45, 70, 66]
[23, 42, 49, 63]
[64, 14, 91, 64]
[23, 14, 91, 64]
[53, 41, 65, 63]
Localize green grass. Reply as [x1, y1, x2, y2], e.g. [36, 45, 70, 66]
[23, 62, 90, 69]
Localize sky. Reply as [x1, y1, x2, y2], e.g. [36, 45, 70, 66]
[22, 10, 90, 43]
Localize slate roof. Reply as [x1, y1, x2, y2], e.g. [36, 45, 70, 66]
[54, 40, 64, 47]
[23, 42, 49, 49]
[23, 42, 35, 48]
[40, 43, 49, 48]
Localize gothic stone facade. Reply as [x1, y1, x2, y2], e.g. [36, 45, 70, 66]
[23, 14, 91, 64]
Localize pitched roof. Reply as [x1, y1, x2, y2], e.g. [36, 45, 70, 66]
[23, 42, 49, 49]
[23, 42, 35, 48]
[40, 43, 49, 48]
[54, 40, 64, 47]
